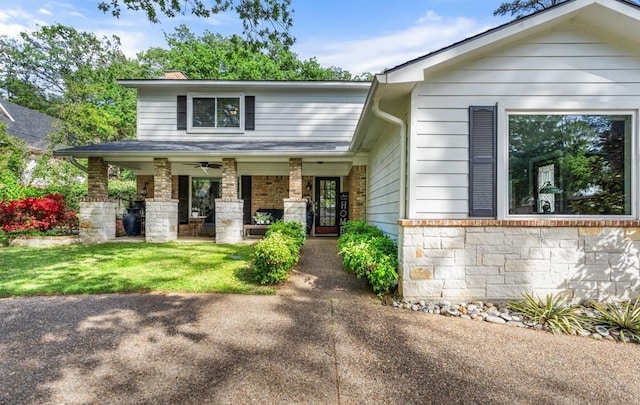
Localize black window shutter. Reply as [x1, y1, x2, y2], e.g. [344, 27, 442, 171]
[177, 95, 187, 130]
[245, 96, 255, 130]
[469, 105, 497, 217]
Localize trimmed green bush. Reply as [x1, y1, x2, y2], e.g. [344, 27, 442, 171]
[338, 220, 398, 295]
[341, 220, 383, 237]
[265, 220, 306, 250]
[252, 221, 307, 285]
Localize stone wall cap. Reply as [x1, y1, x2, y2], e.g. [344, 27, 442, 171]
[146, 198, 179, 203]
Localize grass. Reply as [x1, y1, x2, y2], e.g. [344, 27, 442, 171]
[0, 242, 276, 297]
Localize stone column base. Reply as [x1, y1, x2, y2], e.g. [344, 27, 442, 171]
[79, 200, 116, 243]
[215, 198, 244, 244]
[145, 199, 178, 243]
[283, 198, 306, 226]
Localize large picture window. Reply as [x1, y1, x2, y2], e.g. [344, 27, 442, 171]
[189, 94, 242, 131]
[508, 114, 632, 216]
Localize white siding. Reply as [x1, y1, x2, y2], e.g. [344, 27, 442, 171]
[410, 22, 640, 219]
[136, 88, 366, 142]
[367, 129, 401, 239]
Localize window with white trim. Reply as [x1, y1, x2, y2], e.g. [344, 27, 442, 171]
[508, 114, 632, 216]
[187, 93, 243, 132]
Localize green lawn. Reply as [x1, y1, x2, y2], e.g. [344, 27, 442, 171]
[0, 242, 276, 297]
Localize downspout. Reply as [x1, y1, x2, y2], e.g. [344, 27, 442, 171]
[372, 99, 407, 219]
[67, 156, 88, 173]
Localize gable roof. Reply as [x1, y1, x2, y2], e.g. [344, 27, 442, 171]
[0, 99, 58, 151]
[381, 0, 640, 84]
[351, 0, 640, 152]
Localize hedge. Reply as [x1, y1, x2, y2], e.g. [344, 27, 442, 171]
[252, 220, 307, 284]
[338, 220, 398, 295]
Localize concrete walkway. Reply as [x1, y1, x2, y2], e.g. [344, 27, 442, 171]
[1, 238, 640, 404]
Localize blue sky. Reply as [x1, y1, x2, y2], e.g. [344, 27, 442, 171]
[0, 0, 510, 74]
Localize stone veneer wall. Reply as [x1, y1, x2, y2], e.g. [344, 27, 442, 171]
[346, 165, 366, 221]
[215, 199, 244, 243]
[398, 219, 640, 302]
[145, 199, 178, 242]
[283, 199, 306, 226]
[79, 200, 116, 243]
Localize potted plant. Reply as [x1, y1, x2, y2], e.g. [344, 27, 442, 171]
[253, 211, 273, 225]
[191, 207, 200, 217]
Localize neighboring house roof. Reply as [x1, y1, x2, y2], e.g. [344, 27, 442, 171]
[0, 99, 58, 152]
[54, 140, 353, 158]
[351, 0, 640, 152]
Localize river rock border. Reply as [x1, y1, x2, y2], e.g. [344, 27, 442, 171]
[391, 299, 636, 343]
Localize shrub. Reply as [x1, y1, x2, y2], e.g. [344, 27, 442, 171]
[508, 293, 586, 335]
[340, 220, 383, 238]
[265, 220, 306, 250]
[591, 299, 640, 343]
[338, 220, 398, 295]
[252, 232, 299, 284]
[0, 194, 78, 235]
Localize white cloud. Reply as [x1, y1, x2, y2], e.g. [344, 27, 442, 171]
[39, 8, 53, 16]
[295, 11, 494, 74]
[0, 8, 46, 38]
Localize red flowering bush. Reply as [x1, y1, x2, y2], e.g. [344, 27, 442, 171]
[0, 194, 78, 235]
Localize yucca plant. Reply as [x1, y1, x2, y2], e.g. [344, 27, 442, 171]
[591, 299, 640, 343]
[508, 293, 586, 335]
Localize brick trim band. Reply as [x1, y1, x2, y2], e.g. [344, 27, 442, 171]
[398, 219, 640, 227]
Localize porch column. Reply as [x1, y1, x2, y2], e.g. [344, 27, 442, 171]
[347, 165, 367, 220]
[215, 158, 243, 243]
[79, 157, 116, 243]
[283, 158, 306, 226]
[145, 158, 178, 242]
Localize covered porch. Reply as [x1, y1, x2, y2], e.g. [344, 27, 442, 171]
[56, 141, 367, 244]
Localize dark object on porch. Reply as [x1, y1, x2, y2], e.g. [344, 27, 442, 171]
[123, 208, 140, 236]
[255, 209, 284, 223]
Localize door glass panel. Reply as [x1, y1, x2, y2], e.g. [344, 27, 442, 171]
[318, 179, 337, 226]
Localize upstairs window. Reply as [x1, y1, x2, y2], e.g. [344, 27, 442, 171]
[508, 113, 632, 216]
[187, 93, 243, 132]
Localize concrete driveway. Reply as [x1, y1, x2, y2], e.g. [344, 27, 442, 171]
[1, 238, 639, 404]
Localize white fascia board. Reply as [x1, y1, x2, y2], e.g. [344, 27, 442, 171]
[350, 78, 380, 152]
[118, 79, 372, 92]
[383, 0, 611, 84]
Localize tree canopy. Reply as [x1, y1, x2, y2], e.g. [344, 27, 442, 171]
[98, 0, 294, 46]
[495, 0, 639, 17]
[0, 24, 149, 147]
[138, 25, 365, 80]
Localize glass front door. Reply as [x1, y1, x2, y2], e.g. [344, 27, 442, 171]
[315, 177, 339, 234]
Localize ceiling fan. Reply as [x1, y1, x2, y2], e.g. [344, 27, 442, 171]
[182, 162, 222, 174]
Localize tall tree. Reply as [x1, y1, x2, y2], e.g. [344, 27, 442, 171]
[98, 0, 294, 46]
[138, 25, 361, 80]
[495, 0, 639, 17]
[0, 24, 150, 146]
